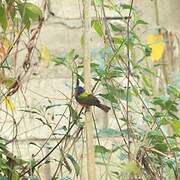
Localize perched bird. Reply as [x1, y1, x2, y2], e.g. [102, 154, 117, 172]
[74, 86, 111, 113]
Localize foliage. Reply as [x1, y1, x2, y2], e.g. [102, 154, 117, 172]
[0, 0, 179, 179]
[0, 0, 42, 179]
[51, 0, 180, 179]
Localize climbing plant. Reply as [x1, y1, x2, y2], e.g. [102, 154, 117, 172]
[0, 0, 179, 180]
[0, 0, 43, 179]
[52, 0, 180, 179]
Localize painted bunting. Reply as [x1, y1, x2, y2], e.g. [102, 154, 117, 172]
[74, 86, 111, 112]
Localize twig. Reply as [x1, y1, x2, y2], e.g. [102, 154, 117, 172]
[126, 0, 134, 161]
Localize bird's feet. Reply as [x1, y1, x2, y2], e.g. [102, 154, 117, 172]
[85, 107, 90, 113]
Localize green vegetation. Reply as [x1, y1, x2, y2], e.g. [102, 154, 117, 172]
[0, 0, 179, 179]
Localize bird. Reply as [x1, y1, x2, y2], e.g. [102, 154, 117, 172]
[74, 86, 111, 112]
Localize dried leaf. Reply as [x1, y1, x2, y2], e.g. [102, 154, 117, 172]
[3, 37, 11, 49]
[0, 44, 7, 60]
[0, 37, 10, 60]
[3, 97, 16, 111]
[147, 34, 165, 62]
[41, 44, 51, 64]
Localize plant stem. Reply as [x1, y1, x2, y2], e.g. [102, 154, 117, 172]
[126, 0, 134, 161]
[83, 0, 96, 179]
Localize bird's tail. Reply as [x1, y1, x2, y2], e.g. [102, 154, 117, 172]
[96, 104, 111, 113]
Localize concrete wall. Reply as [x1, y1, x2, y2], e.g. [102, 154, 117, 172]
[0, 0, 180, 179]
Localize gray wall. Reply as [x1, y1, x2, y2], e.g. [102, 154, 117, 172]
[1, 0, 180, 179]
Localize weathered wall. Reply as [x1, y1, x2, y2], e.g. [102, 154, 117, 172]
[1, 0, 180, 179]
[135, 0, 180, 32]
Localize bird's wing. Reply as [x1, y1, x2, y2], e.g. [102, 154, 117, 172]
[77, 94, 100, 106]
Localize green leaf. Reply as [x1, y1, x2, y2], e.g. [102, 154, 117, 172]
[143, 115, 153, 124]
[4, 78, 14, 88]
[12, 172, 19, 180]
[18, 2, 42, 25]
[95, 145, 111, 155]
[99, 93, 118, 104]
[67, 49, 75, 61]
[135, 20, 148, 25]
[67, 104, 80, 122]
[167, 85, 180, 98]
[147, 130, 164, 142]
[104, 84, 130, 101]
[160, 117, 169, 125]
[97, 128, 121, 137]
[0, 142, 5, 150]
[30, 159, 36, 171]
[45, 104, 62, 111]
[92, 19, 103, 37]
[172, 147, 180, 152]
[124, 161, 140, 175]
[112, 36, 124, 44]
[147, 130, 169, 152]
[0, 4, 7, 31]
[154, 142, 168, 153]
[53, 57, 66, 65]
[166, 159, 176, 170]
[143, 67, 158, 77]
[120, 4, 134, 10]
[15, 157, 27, 166]
[66, 154, 80, 176]
[140, 88, 151, 96]
[93, 0, 102, 7]
[23, 3, 42, 21]
[19, 108, 41, 115]
[106, 67, 124, 78]
[142, 75, 152, 88]
[110, 23, 125, 32]
[76, 73, 84, 83]
[152, 96, 166, 106]
[171, 119, 180, 136]
[144, 45, 152, 57]
[152, 96, 178, 112]
[19, 109, 40, 115]
[164, 100, 178, 112]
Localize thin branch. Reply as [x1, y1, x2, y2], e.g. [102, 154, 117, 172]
[126, 0, 134, 160]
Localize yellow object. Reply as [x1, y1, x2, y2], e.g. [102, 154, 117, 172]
[3, 97, 16, 112]
[79, 91, 90, 97]
[3, 37, 10, 49]
[41, 44, 51, 64]
[147, 34, 165, 62]
[0, 37, 10, 59]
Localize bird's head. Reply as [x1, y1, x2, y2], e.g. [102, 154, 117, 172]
[74, 86, 85, 96]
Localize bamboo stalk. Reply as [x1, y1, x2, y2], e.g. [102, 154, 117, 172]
[83, 0, 96, 179]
